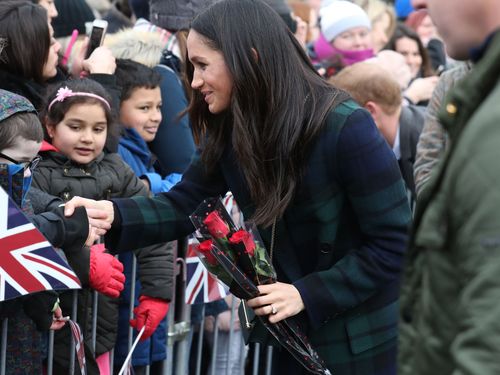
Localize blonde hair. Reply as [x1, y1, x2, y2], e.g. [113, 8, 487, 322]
[329, 62, 402, 114]
[357, 0, 397, 41]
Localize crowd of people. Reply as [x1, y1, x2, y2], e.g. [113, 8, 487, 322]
[0, 0, 499, 374]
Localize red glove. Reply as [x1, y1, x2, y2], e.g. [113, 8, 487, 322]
[130, 295, 170, 340]
[89, 244, 125, 298]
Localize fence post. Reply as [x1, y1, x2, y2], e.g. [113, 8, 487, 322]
[1, 318, 7, 375]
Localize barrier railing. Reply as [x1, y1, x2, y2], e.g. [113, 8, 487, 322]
[0, 238, 274, 374]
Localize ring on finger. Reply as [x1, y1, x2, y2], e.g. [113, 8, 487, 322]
[270, 304, 278, 315]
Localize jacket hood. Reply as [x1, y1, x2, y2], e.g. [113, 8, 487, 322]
[119, 128, 153, 167]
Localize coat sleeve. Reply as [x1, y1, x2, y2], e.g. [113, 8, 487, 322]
[443, 104, 500, 375]
[134, 241, 175, 301]
[110, 154, 149, 198]
[293, 109, 411, 328]
[30, 206, 89, 253]
[105, 151, 229, 253]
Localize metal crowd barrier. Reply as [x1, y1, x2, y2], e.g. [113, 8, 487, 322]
[0, 237, 275, 374]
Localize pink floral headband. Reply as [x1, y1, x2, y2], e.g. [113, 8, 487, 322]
[48, 87, 111, 112]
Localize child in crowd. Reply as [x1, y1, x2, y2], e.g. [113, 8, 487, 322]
[113, 58, 180, 374]
[32, 78, 170, 375]
[0, 89, 92, 374]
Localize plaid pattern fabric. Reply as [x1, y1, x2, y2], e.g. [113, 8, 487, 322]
[107, 100, 411, 374]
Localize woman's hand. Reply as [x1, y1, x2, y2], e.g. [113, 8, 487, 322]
[64, 196, 114, 235]
[246, 282, 305, 323]
[71, 38, 116, 76]
[404, 76, 439, 104]
[82, 46, 116, 75]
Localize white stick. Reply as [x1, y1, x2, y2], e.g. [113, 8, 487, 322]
[117, 326, 146, 375]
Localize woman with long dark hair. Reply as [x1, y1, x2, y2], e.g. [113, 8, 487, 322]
[65, 1, 411, 373]
[384, 23, 438, 105]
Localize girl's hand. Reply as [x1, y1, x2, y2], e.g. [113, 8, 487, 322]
[246, 282, 305, 323]
[64, 196, 114, 235]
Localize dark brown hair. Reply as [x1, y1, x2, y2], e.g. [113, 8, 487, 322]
[185, 0, 346, 227]
[384, 22, 434, 78]
[43, 78, 116, 142]
[0, 1, 51, 83]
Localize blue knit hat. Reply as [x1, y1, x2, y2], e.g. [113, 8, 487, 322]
[395, 0, 414, 19]
[0, 89, 36, 122]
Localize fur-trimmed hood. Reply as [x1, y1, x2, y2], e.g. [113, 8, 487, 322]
[104, 29, 167, 68]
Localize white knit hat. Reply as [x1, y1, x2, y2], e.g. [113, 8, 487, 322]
[320, 1, 371, 42]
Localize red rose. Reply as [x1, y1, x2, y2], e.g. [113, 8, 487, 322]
[197, 239, 217, 265]
[203, 211, 230, 238]
[229, 230, 255, 256]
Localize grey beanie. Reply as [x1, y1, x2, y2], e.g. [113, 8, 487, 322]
[150, 0, 220, 31]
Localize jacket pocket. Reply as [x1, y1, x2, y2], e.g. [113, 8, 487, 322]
[345, 300, 399, 355]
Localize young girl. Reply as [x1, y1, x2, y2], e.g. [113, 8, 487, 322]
[33, 78, 170, 375]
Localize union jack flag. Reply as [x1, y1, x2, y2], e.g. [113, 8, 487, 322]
[0, 187, 81, 301]
[185, 238, 227, 304]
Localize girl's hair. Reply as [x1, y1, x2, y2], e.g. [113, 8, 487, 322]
[43, 78, 116, 141]
[0, 113, 43, 151]
[114, 59, 162, 102]
[185, 0, 347, 227]
[0, 1, 51, 83]
[384, 22, 434, 77]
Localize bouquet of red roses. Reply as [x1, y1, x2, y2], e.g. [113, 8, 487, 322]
[190, 197, 276, 299]
[190, 197, 332, 375]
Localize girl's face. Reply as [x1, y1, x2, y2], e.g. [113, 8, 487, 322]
[119, 87, 162, 143]
[46, 103, 107, 165]
[187, 30, 233, 114]
[332, 26, 373, 51]
[42, 36, 61, 80]
[395, 36, 422, 77]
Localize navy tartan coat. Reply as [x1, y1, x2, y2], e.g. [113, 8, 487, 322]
[106, 100, 411, 374]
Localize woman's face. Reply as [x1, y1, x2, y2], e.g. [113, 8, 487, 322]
[394, 36, 422, 77]
[371, 12, 391, 52]
[42, 36, 61, 80]
[332, 26, 373, 51]
[187, 30, 233, 114]
[38, 0, 58, 22]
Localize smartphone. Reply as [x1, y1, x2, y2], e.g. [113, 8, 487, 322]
[85, 19, 108, 59]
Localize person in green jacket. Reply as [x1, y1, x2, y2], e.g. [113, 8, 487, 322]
[398, 0, 500, 374]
